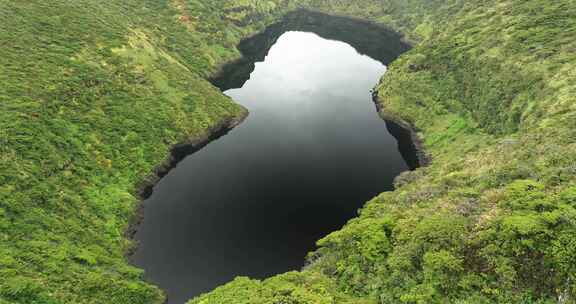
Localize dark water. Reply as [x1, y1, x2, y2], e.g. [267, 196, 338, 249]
[133, 11, 415, 304]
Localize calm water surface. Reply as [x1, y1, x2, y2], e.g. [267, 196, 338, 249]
[133, 31, 410, 303]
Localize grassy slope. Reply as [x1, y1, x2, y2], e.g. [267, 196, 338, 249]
[2, 0, 575, 303]
[0, 0, 299, 303]
[191, 0, 576, 303]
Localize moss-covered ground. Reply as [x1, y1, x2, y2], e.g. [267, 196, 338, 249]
[1, 0, 575, 303]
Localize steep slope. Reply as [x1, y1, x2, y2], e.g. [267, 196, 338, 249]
[191, 0, 576, 303]
[2, 0, 575, 303]
[0, 0, 299, 303]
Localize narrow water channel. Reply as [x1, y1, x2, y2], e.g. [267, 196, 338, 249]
[133, 12, 414, 304]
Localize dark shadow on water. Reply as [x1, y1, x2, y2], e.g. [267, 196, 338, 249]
[211, 9, 420, 169]
[384, 120, 421, 170]
[211, 9, 411, 91]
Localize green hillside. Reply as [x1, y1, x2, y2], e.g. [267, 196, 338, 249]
[1, 0, 575, 303]
[0, 0, 296, 302]
[191, 0, 576, 303]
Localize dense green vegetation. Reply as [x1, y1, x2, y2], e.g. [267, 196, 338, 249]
[0, 0, 297, 302]
[191, 0, 576, 303]
[2, 0, 575, 303]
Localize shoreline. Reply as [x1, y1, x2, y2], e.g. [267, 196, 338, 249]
[125, 9, 423, 302]
[372, 88, 431, 168]
[125, 109, 248, 256]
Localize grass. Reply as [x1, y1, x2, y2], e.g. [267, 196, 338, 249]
[0, 0, 298, 302]
[1, 0, 576, 303]
[192, 0, 576, 303]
